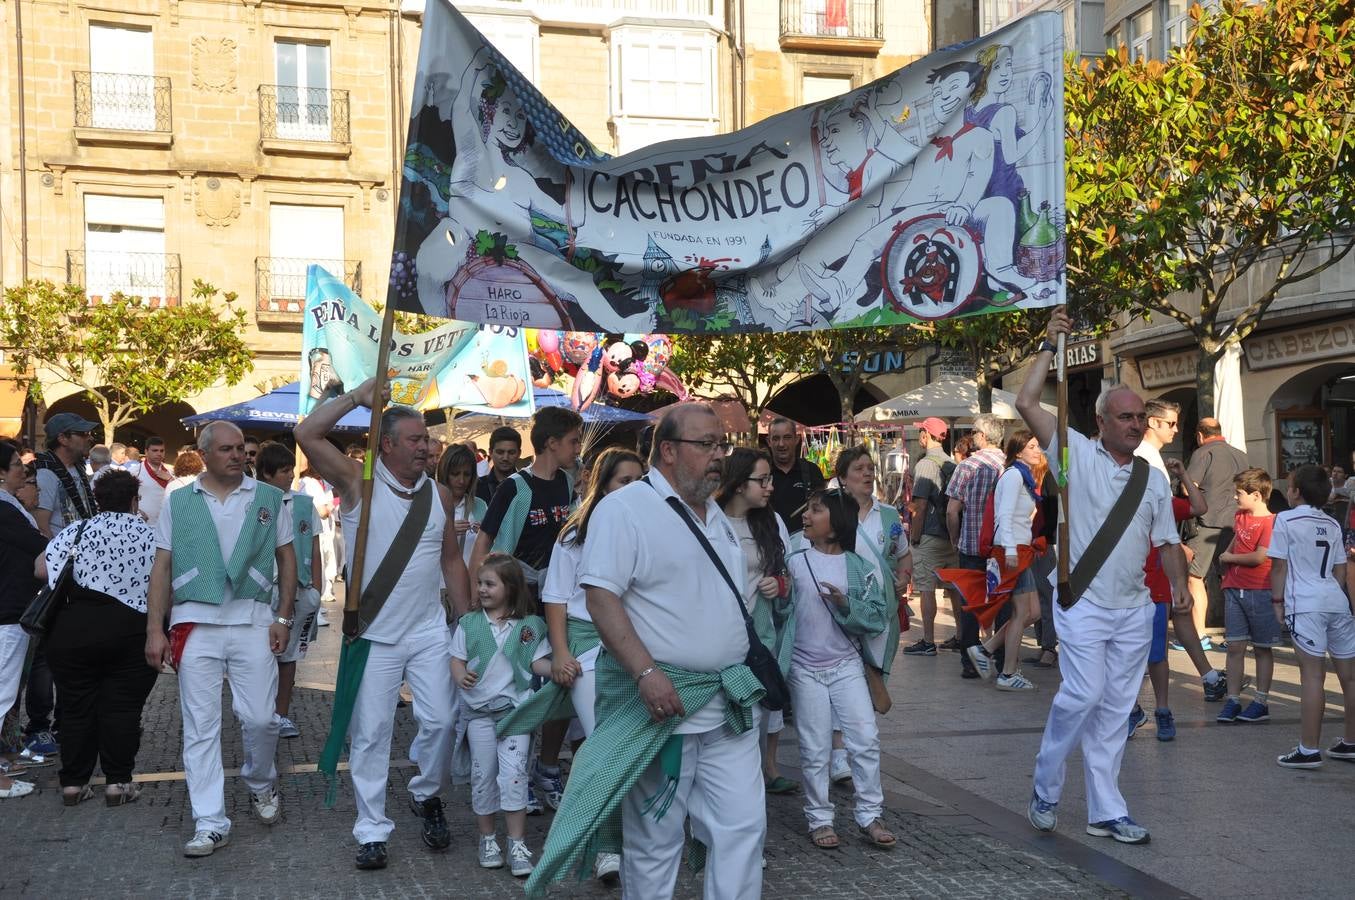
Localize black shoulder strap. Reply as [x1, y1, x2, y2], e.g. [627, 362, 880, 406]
[1067, 456, 1150, 604]
[644, 477, 754, 626]
[35, 451, 94, 520]
[356, 479, 434, 636]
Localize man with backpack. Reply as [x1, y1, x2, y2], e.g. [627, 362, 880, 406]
[904, 418, 960, 656]
[945, 414, 1007, 678]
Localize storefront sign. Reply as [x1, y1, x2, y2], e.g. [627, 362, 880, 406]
[1243, 320, 1355, 371]
[1137, 349, 1197, 389]
[1065, 340, 1100, 371]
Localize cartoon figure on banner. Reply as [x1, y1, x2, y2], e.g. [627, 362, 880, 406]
[307, 348, 342, 401]
[401, 45, 652, 334]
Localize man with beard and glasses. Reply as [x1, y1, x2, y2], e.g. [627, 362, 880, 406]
[529, 403, 765, 899]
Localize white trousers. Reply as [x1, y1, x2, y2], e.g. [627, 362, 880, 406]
[570, 668, 598, 737]
[1033, 600, 1153, 823]
[318, 528, 337, 600]
[178, 622, 280, 834]
[788, 656, 884, 830]
[349, 625, 455, 844]
[621, 724, 764, 900]
[466, 710, 530, 815]
[0, 624, 30, 721]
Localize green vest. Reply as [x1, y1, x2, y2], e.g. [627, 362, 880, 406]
[460, 610, 548, 694]
[491, 469, 575, 556]
[290, 492, 315, 588]
[169, 480, 285, 606]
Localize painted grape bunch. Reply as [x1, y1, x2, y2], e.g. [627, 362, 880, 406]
[389, 251, 418, 305]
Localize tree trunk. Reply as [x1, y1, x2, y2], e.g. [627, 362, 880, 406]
[975, 367, 993, 415]
[1195, 353, 1217, 421]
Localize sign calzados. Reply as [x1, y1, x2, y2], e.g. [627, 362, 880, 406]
[300, 265, 533, 417]
[391, 1, 1066, 334]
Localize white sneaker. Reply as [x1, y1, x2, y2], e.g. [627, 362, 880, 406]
[251, 788, 281, 824]
[830, 749, 851, 784]
[478, 834, 503, 869]
[184, 829, 230, 857]
[315, 608, 330, 627]
[996, 671, 1037, 691]
[508, 838, 534, 877]
[966, 645, 994, 681]
[276, 716, 301, 739]
[594, 851, 621, 884]
[0, 779, 35, 799]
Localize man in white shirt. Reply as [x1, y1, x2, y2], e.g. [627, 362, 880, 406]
[144, 420, 297, 858]
[295, 378, 469, 872]
[578, 403, 763, 899]
[135, 436, 174, 526]
[1016, 308, 1189, 846]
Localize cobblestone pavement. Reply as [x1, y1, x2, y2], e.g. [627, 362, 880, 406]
[1, 600, 1178, 899]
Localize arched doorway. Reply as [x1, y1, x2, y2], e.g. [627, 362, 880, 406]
[765, 374, 888, 427]
[1265, 360, 1355, 479]
[45, 391, 197, 451]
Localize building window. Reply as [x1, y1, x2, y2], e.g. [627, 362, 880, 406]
[262, 204, 347, 310]
[87, 24, 158, 131]
[463, 14, 538, 83]
[1128, 7, 1154, 61]
[1163, 0, 1190, 51]
[80, 195, 176, 304]
[274, 41, 331, 141]
[802, 73, 853, 106]
[611, 27, 718, 154]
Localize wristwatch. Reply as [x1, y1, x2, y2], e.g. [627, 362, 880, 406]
[1038, 340, 1058, 354]
[274, 616, 294, 628]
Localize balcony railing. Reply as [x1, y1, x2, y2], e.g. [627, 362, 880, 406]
[74, 71, 172, 133]
[780, 0, 882, 44]
[259, 84, 350, 144]
[256, 257, 362, 317]
[66, 250, 181, 308]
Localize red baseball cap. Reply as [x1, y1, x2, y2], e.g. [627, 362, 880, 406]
[914, 417, 949, 439]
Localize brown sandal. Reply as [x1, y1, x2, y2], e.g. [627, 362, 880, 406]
[105, 782, 142, 806]
[61, 785, 94, 807]
[859, 818, 896, 847]
[810, 825, 839, 849]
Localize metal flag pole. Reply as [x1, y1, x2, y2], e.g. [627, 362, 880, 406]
[1055, 329, 1071, 606]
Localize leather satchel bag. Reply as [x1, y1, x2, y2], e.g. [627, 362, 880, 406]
[651, 484, 790, 712]
[20, 519, 90, 638]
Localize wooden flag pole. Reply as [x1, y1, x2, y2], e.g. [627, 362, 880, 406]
[1055, 330, 1071, 606]
[342, 306, 397, 638]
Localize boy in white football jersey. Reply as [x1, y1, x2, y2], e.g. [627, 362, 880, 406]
[1267, 465, 1355, 768]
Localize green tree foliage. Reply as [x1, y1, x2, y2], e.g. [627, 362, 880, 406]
[670, 332, 815, 430]
[0, 279, 254, 442]
[1066, 0, 1355, 414]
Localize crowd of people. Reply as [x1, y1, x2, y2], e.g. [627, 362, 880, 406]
[1, 310, 1354, 896]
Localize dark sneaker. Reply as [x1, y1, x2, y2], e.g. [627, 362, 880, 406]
[939, 636, 961, 652]
[1203, 674, 1228, 702]
[355, 841, 388, 870]
[23, 731, 59, 756]
[1154, 708, 1176, 742]
[526, 784, 544, 815]
[531, 760, 565, 811]
[411, 795, 451, 850]
[1277, 747, 1323, 769]
[1216, 698, 1242, 723]
[903, 639, 937, 657]
[1087, 816, 1150, 844]
[1326, 740, 1355, 760]
[1236, 701, 1270, 722]
[1127, 705, 1147, 738]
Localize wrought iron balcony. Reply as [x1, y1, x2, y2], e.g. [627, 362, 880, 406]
[258, 84, 350, 145]
[66, 250, 181, 308]
[73, 71, 172, 136]
[780, 0, 883, 49]
[256, 257, 362, 319]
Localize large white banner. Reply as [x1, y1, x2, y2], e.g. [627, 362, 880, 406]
[392, 2, 1065, 334]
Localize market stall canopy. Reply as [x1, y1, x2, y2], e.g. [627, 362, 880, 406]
[182, 382, 371, 434]
[853, 379, 1055, 423]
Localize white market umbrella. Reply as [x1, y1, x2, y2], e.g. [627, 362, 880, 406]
[853, 378, 1054, 423]
[1213, 342, 1247, 452]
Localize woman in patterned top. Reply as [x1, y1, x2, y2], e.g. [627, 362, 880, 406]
[42, 467, 159, 806]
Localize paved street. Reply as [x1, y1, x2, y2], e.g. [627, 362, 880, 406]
[2, 596, 1351, 899]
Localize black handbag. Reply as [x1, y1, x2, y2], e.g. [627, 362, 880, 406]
[20, 519, 90, 638]
[650, 485, 790, 712]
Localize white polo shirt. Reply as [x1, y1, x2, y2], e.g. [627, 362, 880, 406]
[541, 536, 603, 672]
[578, 466, 749, 734]
[1046, 430, 1177, 609]
[1133, 441, 1169, 477]
[155, 475, 293, 627]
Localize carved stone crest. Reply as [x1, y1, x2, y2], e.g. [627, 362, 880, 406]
[191, 36, 237, 93]
[196, 177, 241, 228]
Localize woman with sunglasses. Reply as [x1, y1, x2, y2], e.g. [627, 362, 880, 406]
[717, 448, 797, 796]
